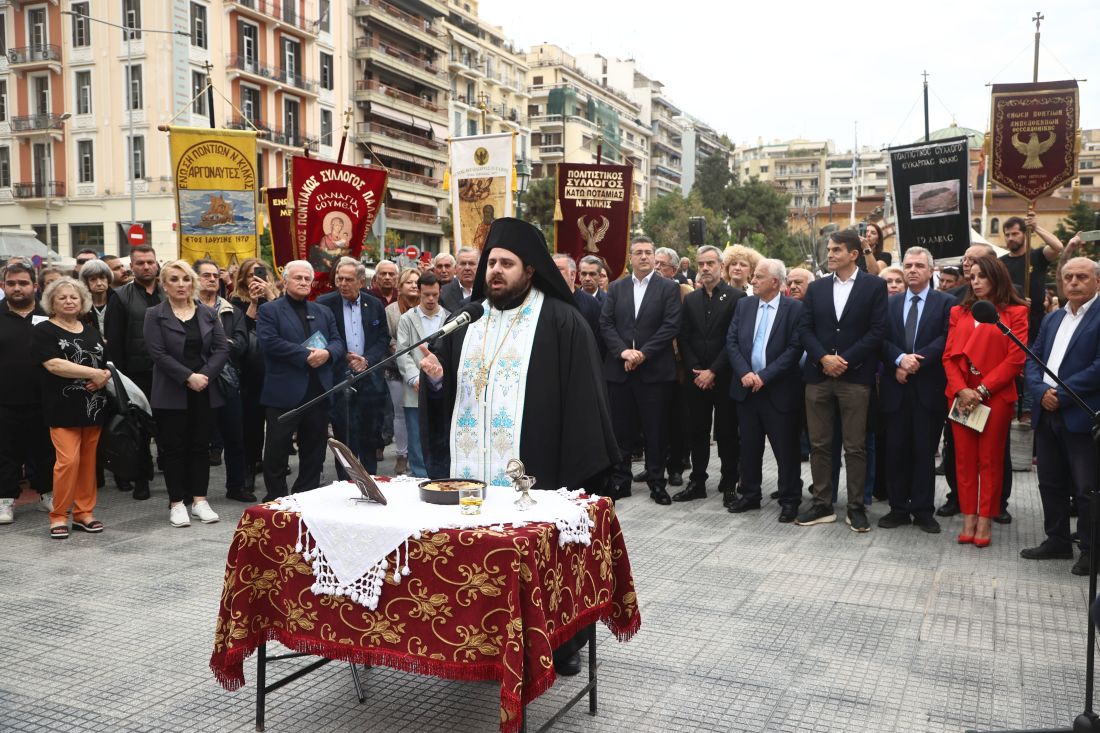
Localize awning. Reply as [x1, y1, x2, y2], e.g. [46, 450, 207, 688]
[0, 229, 60, 260]
[430, 121, 449, 139]
[365, 142, 441, 168]
[409, 115, 433, 133]
[388, 190, 441, 208]
[370, 103, 414, 127]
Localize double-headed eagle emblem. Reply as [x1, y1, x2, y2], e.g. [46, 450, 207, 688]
[1011, 132, 1056, 169]
[577, 215, 610, 253]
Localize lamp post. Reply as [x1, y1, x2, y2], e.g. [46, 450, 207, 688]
[44, 112, 72, 254]
[61, 9, 189, 229]
[827, 188, 838, 227]
[514, 158, 531, 220]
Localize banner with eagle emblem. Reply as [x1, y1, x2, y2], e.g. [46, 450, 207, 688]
[448, 132, 515, 250]
[554, 162, 633, 280]
[989, 80, 1079, 201]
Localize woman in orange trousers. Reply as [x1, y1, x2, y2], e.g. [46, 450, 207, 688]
[942, 255, 1028, 547]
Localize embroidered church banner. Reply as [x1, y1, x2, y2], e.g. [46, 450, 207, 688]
[888, 136, 971, 261]
[990, 80, 1079, 200]
[449, 132, 515, 250]
[263, 187, 294, 278]
[554, 163, 633, 280]
[170, 126, 259, 267]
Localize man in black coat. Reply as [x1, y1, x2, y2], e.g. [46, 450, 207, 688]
[878, 247, 952, 533]
[796, 229, 887, 531]
[553, 253, 603, 353]
[317, 258, 389, 474]
[727, 258, 804, 522]
[600, 236, 683, 504]
[675, 245, 743, 503]
[439, 247, 479, 313]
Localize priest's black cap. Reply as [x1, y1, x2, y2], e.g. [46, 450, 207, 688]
[469, 217, 577, 307]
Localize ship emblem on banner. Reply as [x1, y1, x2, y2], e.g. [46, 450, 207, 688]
[554, 163, 633, 280]
[169, 126, 259, 267]
[448, 132, 515, 250]
[989, 80, 1079, 201]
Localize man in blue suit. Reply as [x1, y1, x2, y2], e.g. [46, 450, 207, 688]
[727, 258, 804, 522]
[317, 257, 389, 475]
[877, 247, 952, 533]
[1021, 255, 1100, 576]
[257, 260, 346, 501]
[796, 230, 888, 531]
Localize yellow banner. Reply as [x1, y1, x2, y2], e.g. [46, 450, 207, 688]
[170, 126, 259, 267]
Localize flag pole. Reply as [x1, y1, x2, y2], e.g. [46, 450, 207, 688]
[1023, 11, 1044, 305]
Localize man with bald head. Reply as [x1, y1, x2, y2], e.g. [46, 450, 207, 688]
[786, 268, 813, 301]
[369, 259, 399, 307]
[1022, 251, 1100, 576]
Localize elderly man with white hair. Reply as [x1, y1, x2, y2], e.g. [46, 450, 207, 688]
[256, 260, 346, 501]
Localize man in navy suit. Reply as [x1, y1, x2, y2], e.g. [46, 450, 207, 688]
[796, 229, 887, 531]
[257, 260, 346, 501]
[727, 258, 804, 522]
[317, 257, 389, 474]
[878, 247, 951, 533]
[1021, 254, 1100, 576]
[600, 236, 682, 504]
[580, 255, 608, 305]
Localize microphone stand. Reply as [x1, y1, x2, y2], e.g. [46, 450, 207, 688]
[277, 316, 467, 425]
[968, 315, 1100, 733]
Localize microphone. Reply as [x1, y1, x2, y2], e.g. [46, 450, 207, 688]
[971, 300, 999, 324]
[434, 301, 485, 339]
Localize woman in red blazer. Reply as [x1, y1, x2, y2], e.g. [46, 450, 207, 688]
[943, 256, 1028, 547]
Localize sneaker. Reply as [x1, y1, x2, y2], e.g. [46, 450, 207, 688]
[0, 498, 13, 524]
[846, 509, 871, 533]
[37, 492, 53, 513]
[169, 503, 191, 527]
[795, 504, 837, 526]
[191, 501, 220, 524]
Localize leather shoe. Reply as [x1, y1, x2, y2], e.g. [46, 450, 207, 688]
[722, 492, 737, 509]
[226, 488, 258, 503]
[993, 510, 1012, 524]
[913, 514, 942, 534]
[668, 472, 683, 487]
[632, 469, 650, 483]
[877, 511, 912, 529]
[115, 477, 133, 492]
[132, 482, 150, 501]
[769, 490, 780, 500]
[649, 483, 672, 506]
[553, 650, 582, 676]
[727, 496, 761, 513]
[717, 477, 734, 494]
[1072, 554, 1091, 577]
[777, 505, 799, 523]
[936, 500, 960, 517]
[610, 481, 632, 500]
[671, 481, 705, 502]
[1020, 540, 1073, 560]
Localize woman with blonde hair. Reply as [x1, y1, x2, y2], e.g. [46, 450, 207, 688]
[144, 260, 229, 527]
[33, 277, 110, 539]
[722, 244, 762, 293]
[880, 266, 906, 295]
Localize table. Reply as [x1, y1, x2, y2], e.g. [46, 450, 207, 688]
[209, 488, 640, 733]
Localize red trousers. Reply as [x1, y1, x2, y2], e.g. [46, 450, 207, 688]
[952, 398, 1014, 518]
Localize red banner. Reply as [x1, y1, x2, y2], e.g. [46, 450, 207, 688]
[289, 156, 388, 297]
[990, 80, 1079, 201]
[553, 163, 633, 281]
[263, 187, 294, 278]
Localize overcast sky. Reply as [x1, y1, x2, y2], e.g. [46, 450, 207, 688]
[478, 0, 1099, 153]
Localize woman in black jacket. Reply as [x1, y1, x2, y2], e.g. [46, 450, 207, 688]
[230, 258, 277, 493]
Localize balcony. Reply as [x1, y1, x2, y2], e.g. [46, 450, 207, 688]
[10, 113, 69, 134]
[386, 207, 442, 227]
[13, 181, 65, 200]
[355, 121, 444, 151]
[353, 121, 447, 165]
[7, 45, 62, 71]
[225, 0, 319, 37]
[354, 0, 447, 51]
[226, 117, 319, 151]
[354, 79, 443, 115]
[354, 37, 445, 88]
[225, 55, 318, 95]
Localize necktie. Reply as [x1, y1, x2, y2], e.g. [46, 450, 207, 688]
[905, 295, 920, 352]
[751, 303, 770, 373]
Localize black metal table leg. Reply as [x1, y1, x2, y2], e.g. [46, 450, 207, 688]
[587, 624, 597, 715]
[255, 642, 267, 732]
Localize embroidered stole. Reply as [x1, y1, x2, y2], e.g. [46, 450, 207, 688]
[450, 289, 544, 486]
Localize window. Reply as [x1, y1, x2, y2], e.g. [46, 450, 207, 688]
[256, 151, 264, 189]
[0, 147, 9, 188]
[319, 52, 333, 91]
[190, 3, 207, 49]
[990, 218, 1000, 235]
[0, 81, 6, 122]
[467, 119, 477, 136]
[0, 15, 6, 55]
[75, 71, 92, 115]
[318, 0, 331, 32]
[972, 218, 982, 230]
[320, 109, 332, 146]
[126, 65, 143, 110]
[33, 76, 49, 116]
[129, 135, 146, 179]
[1082, 176, 1095, 186]
[284, 98, 300, 145]
[28, 8, 47, 49]
[122, 0, 142, 41]
[71, 225, 105, 254]
[77, 140, 94, 183]
[71, 3, 90, 47]
[241, 85, 261, 124]
[532, 76, 543, 86]
[282, 38, 300, 80]
[760, 165, 768, 173]
[238, 22, 258, 69]
[192, 71, 207, 116]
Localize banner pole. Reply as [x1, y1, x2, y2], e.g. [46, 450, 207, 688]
[337, 108, 351, 165]
[205, 61, 216, 128]
[1032, 12, 1043, 82]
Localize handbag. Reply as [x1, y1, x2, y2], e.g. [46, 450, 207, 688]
[99, 366, 157, 481]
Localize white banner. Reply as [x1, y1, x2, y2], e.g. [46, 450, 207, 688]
[448, 132, 515, 250]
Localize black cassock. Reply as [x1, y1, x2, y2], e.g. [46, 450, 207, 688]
[422, 293, 620, 493]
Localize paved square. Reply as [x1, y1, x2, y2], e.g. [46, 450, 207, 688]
[0, 446, 1090, 732]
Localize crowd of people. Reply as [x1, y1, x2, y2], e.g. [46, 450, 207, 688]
[0, 214, 1096, 580]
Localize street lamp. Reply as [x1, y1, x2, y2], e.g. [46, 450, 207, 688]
[514, 159, 531, 219]
[827, 188, 838, 225]
[44, 112, 72, 254]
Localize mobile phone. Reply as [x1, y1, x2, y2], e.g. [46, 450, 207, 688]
[1079, 230, 1100, 243]
[253, 265, 267, 280]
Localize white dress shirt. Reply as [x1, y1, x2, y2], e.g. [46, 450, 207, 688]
[632, 271, 654, 318]
[832, 268, 858, 321]
[1044, 294, 1097, 388]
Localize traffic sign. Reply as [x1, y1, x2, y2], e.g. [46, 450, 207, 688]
[404, 245, 419, 260]
[31, 255, 42, 267]
[128, 223, 146, 246]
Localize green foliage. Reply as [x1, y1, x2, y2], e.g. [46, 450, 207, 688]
[523, 177, 557, 234]
[440, 203, 454, 241]
[1054, 201, 1098, 244]
[640, 189, 726, 252]
[693, 153, 732, 213]
[258, 227, 273, 267]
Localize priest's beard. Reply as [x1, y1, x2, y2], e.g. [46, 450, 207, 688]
[487, 277, 534, 310]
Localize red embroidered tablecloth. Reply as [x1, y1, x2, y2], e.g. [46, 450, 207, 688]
[209, 489, 640, 733]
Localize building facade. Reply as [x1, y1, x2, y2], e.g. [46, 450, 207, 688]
[680, 117, 729, 195]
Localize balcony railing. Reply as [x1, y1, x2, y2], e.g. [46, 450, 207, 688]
[355, 37, 442, 77]
[225, 54, 317, 94]
[356, 121, 445, 151]
[355, 0, 443, 37]
[355, 80, 441, 113]
[10, 113, 69, 132]
[386, 208, 441, 225]
[387, 168, 441, 187]
[225, 0, 319, 35]
[13, 181, 65, 199]
[226, 117, 319, 151]
[7, 44, 61, 65]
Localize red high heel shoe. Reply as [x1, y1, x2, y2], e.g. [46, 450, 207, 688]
[973, 536, 991, 548]
[957, 534, 974, 544]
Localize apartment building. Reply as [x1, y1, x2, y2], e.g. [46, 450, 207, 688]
[825, 148, 889, 203]
[680, 117, 729, 195]
[1053, 127, 1100, 205]
[734, 138, 833, 210]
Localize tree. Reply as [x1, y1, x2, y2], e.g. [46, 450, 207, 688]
[693, 153, 732, 213]
[640, 189, 726, 252]
[522, 177, 556, 234]
[258, 226, 273, 268]
[1054, 200, 1098, 243]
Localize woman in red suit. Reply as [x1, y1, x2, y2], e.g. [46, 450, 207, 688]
[943, 256, 1028, 547]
